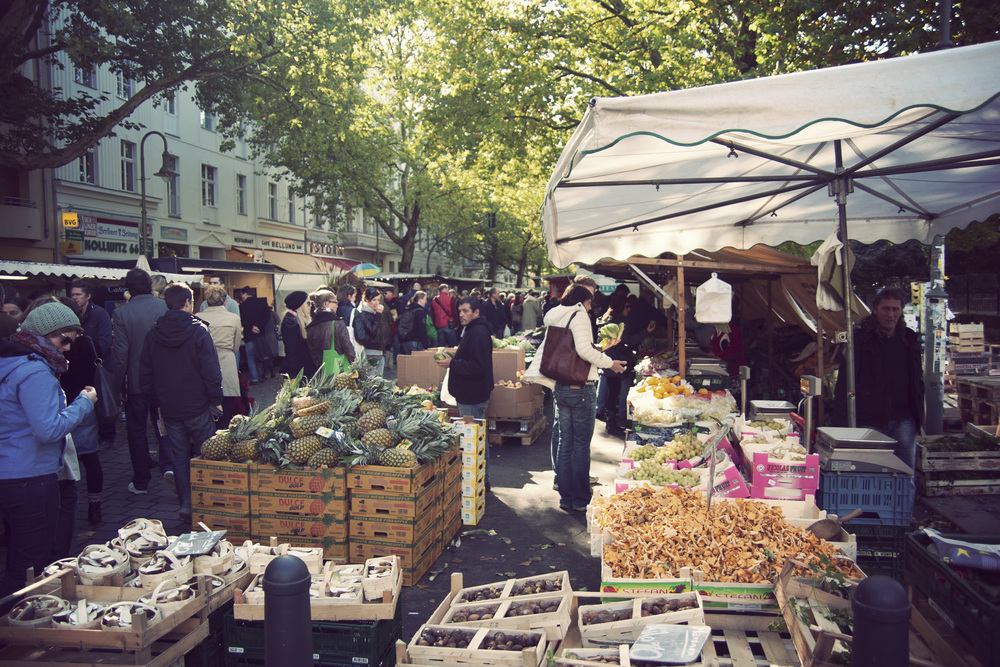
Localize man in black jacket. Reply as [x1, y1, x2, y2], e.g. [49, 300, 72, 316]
[436, 297, 495, 486]
[481, 288, 509, 338]
[140, 283, 223, 522]
[237, 287, 270, 384]
[832, 287, 923, 471]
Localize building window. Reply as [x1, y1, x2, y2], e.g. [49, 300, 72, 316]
[200, 109, 215, 132]
[268, 182, 278, 219]
[120, 140, 136, 192]
[201, 164, 217, 206]
[288, 187, 295, 224]
[74, 66, 95, 88]
[166, 156, 180, 217]
[236, 174, 247, 215]
[78, 148, 96, 184]
[116, 72, 133, 98]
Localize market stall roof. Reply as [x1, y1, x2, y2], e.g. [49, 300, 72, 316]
[541, 41, 1000, 267]
[0, 260, 192, 284]
[233, 247, 332, 274]
[588, 246, 866, 333]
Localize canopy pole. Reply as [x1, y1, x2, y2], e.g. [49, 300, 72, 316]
[833, 140, 858, 427]
[767, 278, 775, 397]
[678, 258, 686, 379]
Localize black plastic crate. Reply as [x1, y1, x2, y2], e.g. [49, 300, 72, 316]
[224, 601, 401, 666]
[184, 600, 232, 667]
[905, 531, 1000, 667]
[225, 640, 396, 667]
[847, 523, 906, 583]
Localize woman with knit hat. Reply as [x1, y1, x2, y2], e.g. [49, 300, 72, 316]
[0, 301, 97, 611]
[279, 291, 315, 377]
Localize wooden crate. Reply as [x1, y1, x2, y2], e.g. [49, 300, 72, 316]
[0, 568, 211, 666]
[441, 594, 573, 640]
[916, 428, 1000, 496]
[406, 624, 552, 667]
[578, 593, 704, 648]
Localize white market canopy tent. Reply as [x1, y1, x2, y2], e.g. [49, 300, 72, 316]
[542, 41, 1000, 267]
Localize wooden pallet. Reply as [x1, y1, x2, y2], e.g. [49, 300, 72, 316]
[489, 416, 546, 446]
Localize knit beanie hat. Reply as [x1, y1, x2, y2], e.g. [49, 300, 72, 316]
[284, 291, 309, 310]
[20, 302, 83, 336]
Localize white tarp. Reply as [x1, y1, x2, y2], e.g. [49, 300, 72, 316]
[542, 41, 1000, 267]
[0, 260, 192, 284]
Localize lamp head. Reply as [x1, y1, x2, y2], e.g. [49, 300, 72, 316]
[154, 151, 179, 180]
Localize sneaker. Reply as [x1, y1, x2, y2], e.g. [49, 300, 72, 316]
[127, 482, 148, 495]
[163, 471, 176, 496]
[552, 482, 558, 491]
[87, 502, 102, 526]
[590, 476, 599, 484]
[572, 506, 588, 512]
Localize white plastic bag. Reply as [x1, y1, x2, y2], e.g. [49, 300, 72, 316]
[695, 272, 732, 323]
[439, 369, 457, 406]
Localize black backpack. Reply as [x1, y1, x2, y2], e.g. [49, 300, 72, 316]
[397, 308, 416, 340]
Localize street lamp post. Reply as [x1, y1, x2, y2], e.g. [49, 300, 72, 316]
[139, 131, 179, 258]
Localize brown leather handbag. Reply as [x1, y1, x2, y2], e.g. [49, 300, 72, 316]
[540, 311, 591, 385]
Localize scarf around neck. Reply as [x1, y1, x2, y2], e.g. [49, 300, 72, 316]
[10, 329, 69, 374]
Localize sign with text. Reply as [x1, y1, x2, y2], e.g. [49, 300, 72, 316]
[77, 214, 143, 258]
[61, 212, 79, 228]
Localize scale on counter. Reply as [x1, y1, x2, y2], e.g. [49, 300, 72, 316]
[749, 400, 796, 421]
[815, 427, 914, 474]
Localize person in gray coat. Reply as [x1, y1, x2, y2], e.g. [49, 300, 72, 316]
[111, 269, 173, 495]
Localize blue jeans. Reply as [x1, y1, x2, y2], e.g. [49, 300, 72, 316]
[125, 394, 172, 490]
[596, 375, 608, 415]
[459, 402, 491, 484]
[436, 327, 458, 346]
[245, 338, 262, 383]
[554, 383, 597, 508]
[0, 474, 60, 610]
[163, 410, 217, 514]
[401, 340, 424, 354]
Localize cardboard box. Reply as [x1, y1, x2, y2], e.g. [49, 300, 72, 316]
[435, 445, 461, 480]
[254, 513, 348, 540]
[748, 485, 817, 502]
[191, 486, 251, 513]
[192, 508, 252, 538]
[462, 459, 486, 483]
[441, 513, 462, 544]
[487, 384, 539, 418]
[251, 464, 347, 495]
[346, 462, 438, 495]
[706, 465, 751, 499]
[493, 348, 526, 383]
[349, 524, 437, 564]
[190, 458, 250, 493]
[461, 450, 485, 467]
[458, 435, 486, 456]
[461, 478, 485, 497]
[461, 486, 486, 512]
[350, 484, 439, 518]
[397, 351, 447, 390]
[452, 420, 487, 442]
[461, 503, 486, 525]
[250, 490, 348, 517]
[348, 505, 437, 542]
[747, 451, 821, 490]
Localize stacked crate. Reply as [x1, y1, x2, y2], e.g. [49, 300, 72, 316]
[190, 458, 254, 539]
[347, 463, 441, 586]
[250, 464, 349, 560]
[948, 322, 990, 380]
[437, 442, 463, 550]
[454, 420, 487, 525]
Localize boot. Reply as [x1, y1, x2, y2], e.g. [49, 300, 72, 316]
[88, 501, 102, 526]
[605, 412, 626, 438]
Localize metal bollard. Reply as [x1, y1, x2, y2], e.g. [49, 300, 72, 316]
[263, 555, 313, 666]
[851, 575, 910, 667]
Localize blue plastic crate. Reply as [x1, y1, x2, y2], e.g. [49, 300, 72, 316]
[817, 470, 913, 525]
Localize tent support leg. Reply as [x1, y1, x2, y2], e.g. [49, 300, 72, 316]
[678, 259, 686, 378]
[834, 140, 858, 427]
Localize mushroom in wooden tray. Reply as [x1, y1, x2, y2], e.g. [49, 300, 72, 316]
[365, 559, 394, 579]
[329, 564, 363, 584]
[563, 650, 621, 664]
[581, 608, 633, 625]
[459, 585, 504, 602]
[7, 595, 69, 628]
[140, 580, 197, 616]
[508, 598, 562, 617]
[137, 550, 193, 588]
[482, 630, 542, 651]
[118, 518, 166, 540]
[100, 602, 160, 631]
[75, 543, 130, 585]
[52, 600, 108, 629]
[41, 558, 78, 579]
[189, 573, 227, 597]
[326, 584, 361, 600]
[447, 602, 501, 623]
[194, 539, 235, 575]
[640, 594, 699, 616]
[416, 628, 477, 648]
[119, 527, 170, 568]
[511, 576, 562, 596]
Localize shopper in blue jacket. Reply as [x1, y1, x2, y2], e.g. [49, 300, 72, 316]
[0, 302, 96, 611]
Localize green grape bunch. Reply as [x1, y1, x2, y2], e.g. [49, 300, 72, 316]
[625, 461, 702, 487]
[660, 432, 703, 461]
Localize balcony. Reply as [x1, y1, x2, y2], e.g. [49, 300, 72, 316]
[0, 198, 42, 241]
[339, 230, 385, 251]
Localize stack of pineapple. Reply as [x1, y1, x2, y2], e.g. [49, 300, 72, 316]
[200, 360, 457, 469]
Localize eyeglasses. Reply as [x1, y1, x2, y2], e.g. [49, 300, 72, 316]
[59, 334, 76, 346]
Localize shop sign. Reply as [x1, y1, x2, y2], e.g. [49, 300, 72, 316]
[65, 230, 84, 242]
[308, 241, 341, 257]
[161, 226, 188, 242]
[233, 233, 258, 248]
[78, 214, 143, 258]
[260, 236, 304, 253]
[62, 212, 79, 228]
[60, 241, 82, 255]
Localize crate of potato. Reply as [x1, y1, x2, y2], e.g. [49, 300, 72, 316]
[577, 592, 704, 648]
[441, 594, 572, 639]
[452, 570, 571, 605]
[555, 646, 629, 665]
[408, 625, 551, 667]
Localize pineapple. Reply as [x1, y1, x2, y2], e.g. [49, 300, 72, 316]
[271, 370, 304, 421]
[332, 372, 357, 391]
[361, 427, 396, 449]
[296, 401, 331, 417]
[307, 448, 341, 468]
[378, 446, 417, 468]
[291, 414, 329, 439]
[357, 407, 388, 435]
[201, 430, 233, 460]
[228, 407, 269, 462]
[230, 438, 259, 463]
[287, 435, 323, 465]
